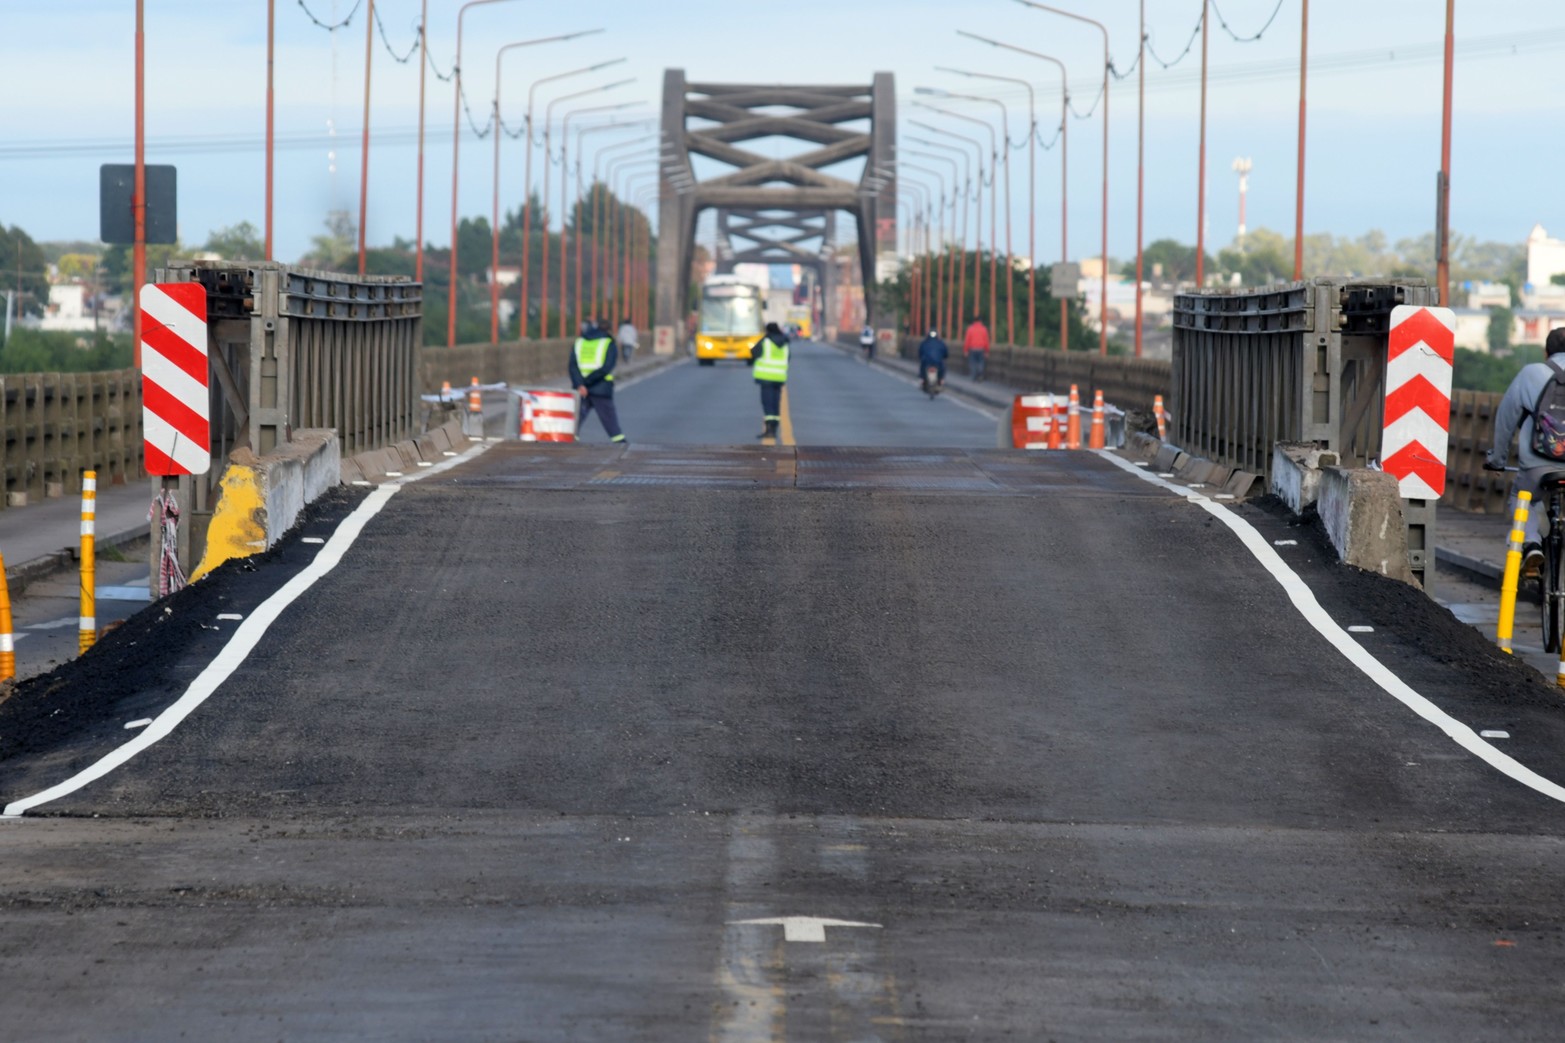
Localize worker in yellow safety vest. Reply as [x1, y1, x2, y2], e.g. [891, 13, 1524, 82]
[570, 320, 627, 443]
[748, 321, 791, 440]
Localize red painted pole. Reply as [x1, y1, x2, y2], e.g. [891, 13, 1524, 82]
[1196, 0, 1209, 289]
[265, 0, 275, 261]
[574, 146, 585, 331]
[1135, 0, 1145, 356]
[133, 0, 145, 366]
[1294, 0, 1308, 281]
[415, 0, 427, 283]
[449, 0, 528, 348]
[1437, 0, 1454, 306]
[357, 0, 374, 277]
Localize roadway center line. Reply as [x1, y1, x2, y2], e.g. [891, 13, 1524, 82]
[2, 440, 495, 818]
[1095, 449, 1565, 806]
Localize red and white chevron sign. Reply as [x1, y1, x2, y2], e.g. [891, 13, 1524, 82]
[139, 282, 211, 476]
[1381, 304, 1455, 499]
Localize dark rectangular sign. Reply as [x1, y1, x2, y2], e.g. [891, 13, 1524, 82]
[99, 164, 177, 245]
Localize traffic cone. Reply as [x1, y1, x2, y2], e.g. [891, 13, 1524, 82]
[1153, 393, 1167, 440]
[1065, 385, 1082, 450]
[441, 380, 452, 401]
[519, 394, 537, 441]
[1047, 395, 1063, 449]
[467, 376, 482, 415]
[1089, 389, 1106, 449]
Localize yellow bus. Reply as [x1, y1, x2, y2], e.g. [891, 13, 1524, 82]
[695, 277, 764, 365]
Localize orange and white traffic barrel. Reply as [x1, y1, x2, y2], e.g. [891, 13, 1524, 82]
[1011, 394, 1054, 449]
[523, 389, 578, 443]
[1153, 393, 1167, 440]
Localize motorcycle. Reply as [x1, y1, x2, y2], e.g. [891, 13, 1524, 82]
[922, 366, 943, 399]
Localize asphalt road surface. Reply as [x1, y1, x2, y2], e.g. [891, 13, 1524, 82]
[4, 343, 1565, 1040]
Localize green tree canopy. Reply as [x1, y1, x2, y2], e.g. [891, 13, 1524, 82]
[202, 221, 265, 261]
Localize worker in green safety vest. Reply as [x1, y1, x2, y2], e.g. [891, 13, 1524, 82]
[569, 320, 627, 443]
[748, 321, 791, 440]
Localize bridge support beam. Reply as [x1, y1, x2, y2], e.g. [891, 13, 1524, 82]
[655, 68, 896, 345]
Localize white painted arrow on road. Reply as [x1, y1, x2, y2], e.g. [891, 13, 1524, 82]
[728, 916, 882, 943]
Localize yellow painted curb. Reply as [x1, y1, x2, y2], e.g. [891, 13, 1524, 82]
[191, 462, 267, 582]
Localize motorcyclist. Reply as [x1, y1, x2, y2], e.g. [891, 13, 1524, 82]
[859, 324, 875, 360]
[917, 328, 948, 393]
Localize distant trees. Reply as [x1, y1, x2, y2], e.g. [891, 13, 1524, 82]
[202, 221, 265, 261]
[0, 224, 49, 317]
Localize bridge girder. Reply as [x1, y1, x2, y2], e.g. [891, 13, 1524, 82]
[656, 69, 896, 341]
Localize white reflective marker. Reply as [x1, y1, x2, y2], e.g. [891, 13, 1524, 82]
[217, 613, 243, 621]
[301, 537, 325, 545]
[417, 461, 433, 467]
[1275, 539, 1299, 546]
[1348, 625, 1375, 633]
[1481, 730, 1511, 739]
[123, 719, 151, 730]
[351, 480, 372, 487]
[385, 471, 404, 478]
[728, 916, 882, 943]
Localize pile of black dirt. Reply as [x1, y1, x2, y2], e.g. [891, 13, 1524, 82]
[0, 485, 370, 799]
[1239, 495, 1561, 713]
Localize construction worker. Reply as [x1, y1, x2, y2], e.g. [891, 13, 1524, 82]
[570, 318, 627, 444]
[749, 321, 791, 440]
[963, 314, 991, 381]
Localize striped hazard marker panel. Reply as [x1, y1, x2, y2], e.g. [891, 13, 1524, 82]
[140, 282, 211, 476]
[1382, 304, 1455, 500]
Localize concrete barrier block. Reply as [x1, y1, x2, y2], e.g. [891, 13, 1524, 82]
[394, 442, 421, 471]
[1154, 445, 1183, 471]
[1317, 466, 1415, 583]
[413, 435, 440, 462]
[1269, 442, 1341, 513]
[1126, 431, 1161, 460]
[340, 457, 365, 484]
[192, 430, 341, 582]
[429, 426, 455, 452]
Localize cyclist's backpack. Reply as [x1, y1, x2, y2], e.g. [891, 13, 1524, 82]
[1531, 357, 1565, 460]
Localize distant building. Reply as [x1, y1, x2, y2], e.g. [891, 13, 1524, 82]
[38, 284, 98, 333]
[1450, 307, 1491, 352]
[1527, 224, 1565, 289]
[1463, 281, 1511, 309]
[1514, 308, 1565, 347]
[487, 265, 520, 287]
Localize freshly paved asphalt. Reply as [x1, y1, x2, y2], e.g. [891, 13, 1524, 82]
[4, 341, 1565, 1039]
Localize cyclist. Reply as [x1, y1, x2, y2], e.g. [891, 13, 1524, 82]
[1484, 326, 1565, 569]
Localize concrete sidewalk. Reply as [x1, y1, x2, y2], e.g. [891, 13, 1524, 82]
[0, 479, 153, 594]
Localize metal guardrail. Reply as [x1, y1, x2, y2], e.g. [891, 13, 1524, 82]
[1444, 388, 1510, 514]
[1172, 278, 1441, 581]
[886, 336, 1170, 413]
[157, 260, 422, 571]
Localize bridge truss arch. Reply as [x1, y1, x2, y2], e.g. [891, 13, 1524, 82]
[655, 69, 897, 343]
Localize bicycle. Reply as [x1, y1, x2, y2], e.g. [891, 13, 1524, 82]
[1486, 463, 1565, 652]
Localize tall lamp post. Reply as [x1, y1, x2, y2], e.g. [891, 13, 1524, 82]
[592, 135, 655, 321]
[520, 59, 626, 337]
[559, 99, 637, 334]
[541, 79, 634, 338]
[447, 0, 531, 348]
[1017, 1, 1110, 356]
[490, 32, 606, 343]
[955, 35, 1071, 351]
[910, 124, 987, 338]
[573, 118, 644, 328]
[603, 148, 656, 322]
[918, 87, 1012, 345]
[1294, 0, 1309, 281]
[914, 98, 1000, 344]
[940, 62, 1035, 347]
[1437, 0, 1454, 306]
[902, 158, 955, 334]
[907, 140, 972, 334]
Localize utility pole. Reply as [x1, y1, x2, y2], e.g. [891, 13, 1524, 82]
[1233, 157, 1253, 246]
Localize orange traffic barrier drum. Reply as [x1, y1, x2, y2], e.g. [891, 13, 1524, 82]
[523, 389, 578, 443]
[1012, 394, 1054, 449]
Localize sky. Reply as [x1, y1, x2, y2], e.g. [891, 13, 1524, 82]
[2, 0, 1562, 267]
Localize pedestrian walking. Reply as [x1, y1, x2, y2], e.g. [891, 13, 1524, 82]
[571, 319, 627, 444]
[749, 321, 791, 440]
[963, 315, 991, 382]
[616, 316, 639, 363]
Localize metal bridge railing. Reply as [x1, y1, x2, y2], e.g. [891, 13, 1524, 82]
[157, 260, 422, 572]
[1172, 277, 1441, 579]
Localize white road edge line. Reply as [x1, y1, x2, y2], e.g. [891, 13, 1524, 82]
[2, 440, 494, 818]
[1095, 448, 1565, 806]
